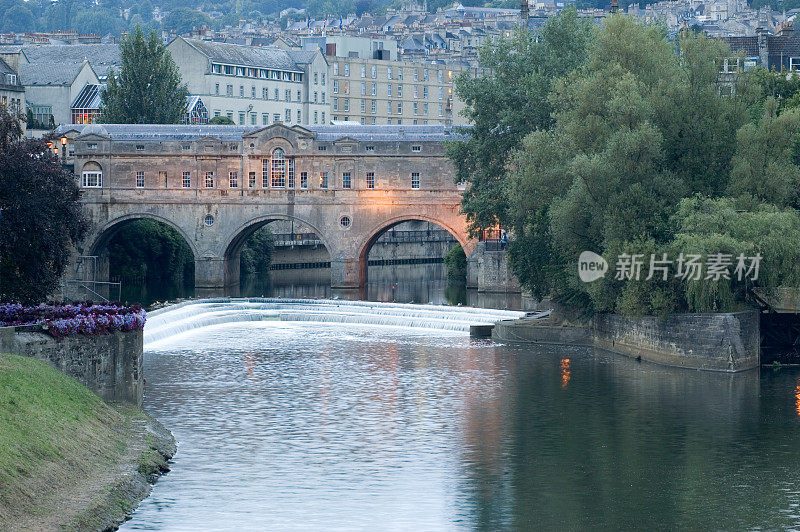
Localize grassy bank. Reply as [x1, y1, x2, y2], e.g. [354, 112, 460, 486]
[0, 352, 174, 530]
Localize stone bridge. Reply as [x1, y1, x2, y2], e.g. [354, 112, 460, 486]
[57, 123, 481, 293]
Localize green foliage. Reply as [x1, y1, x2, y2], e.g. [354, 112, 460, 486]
[447, 8, 594, 234]
[0, 109, 88, 304]
[1, 4, 34, 32]
[209, 115, 235, 125]
[162, 8, 210, 34]
[107, 219, 194, 284]
[735, 67, 800, 119]
[240, 226, 275, 275]
[443, 244, 467, 281]
[727, 100, 800, 207]
[495, 16, 795, 317]
[100, 26, 189, 124]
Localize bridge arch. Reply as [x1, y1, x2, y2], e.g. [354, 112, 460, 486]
[222, 213, 334, 287]
[355, 214, 474, 288]
[87, 213, 198, 259]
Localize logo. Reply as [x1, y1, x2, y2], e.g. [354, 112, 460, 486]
[578, 251, 608, 283]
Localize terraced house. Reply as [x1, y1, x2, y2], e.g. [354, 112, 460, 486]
[167, 37, 329, 127]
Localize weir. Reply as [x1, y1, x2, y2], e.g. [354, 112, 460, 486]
[144, 298, 525, 346]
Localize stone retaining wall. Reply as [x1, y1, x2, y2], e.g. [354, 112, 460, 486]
[0, 327, 143, 404]
[593, 311, 760, 372]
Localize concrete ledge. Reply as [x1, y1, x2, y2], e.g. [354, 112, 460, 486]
[0, 326, 143, 404]
[493, 319, 593, 345]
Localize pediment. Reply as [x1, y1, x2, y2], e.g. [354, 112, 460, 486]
[77, 133, 110, 141]
[333, 136, 359, 145]
[243, 123, 315, 142]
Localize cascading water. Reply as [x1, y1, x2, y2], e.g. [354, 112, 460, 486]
[144, 298, 526, 346]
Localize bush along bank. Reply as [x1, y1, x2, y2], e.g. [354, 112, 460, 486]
[0, 352, 175, 530]
[0, 302, 146, 338]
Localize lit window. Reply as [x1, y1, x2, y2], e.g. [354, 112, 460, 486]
[366, 171, 375, 189]
[205, 172, 215, 188]
[182, 171, 191, 188]
[320, 171, 328, 189]
[229, 171, 238, 188]
[342, 171, 351, 189]
[412, 145, 421, 152]
[270, 148, 286, 188]
[249, 172, 256, 188]
[300, 171, 308, 189]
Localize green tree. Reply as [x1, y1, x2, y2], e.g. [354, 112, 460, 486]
[240, 227, 274, 276]
[107, 219, 194, 284]
[72, 8, 122, 35]
[162, 7, 210, 34]
[727, 99, 800, 208]
[2, 4, 35, 33]
[100, 25, 188, 124]
[447, 8, 594, 234]
[208, 115, 235, 125]
[0, 109, 88, 303]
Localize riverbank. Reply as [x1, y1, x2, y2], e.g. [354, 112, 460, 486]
[0, 352, 175, 531]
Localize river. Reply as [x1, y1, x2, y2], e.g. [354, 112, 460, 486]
[121, 301, 800, 531]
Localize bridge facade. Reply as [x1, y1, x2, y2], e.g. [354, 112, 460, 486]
[56, 123, 475, 292]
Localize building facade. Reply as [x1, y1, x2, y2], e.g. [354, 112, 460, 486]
[167, 37, 330, 127]
[328, 56, 467, 125]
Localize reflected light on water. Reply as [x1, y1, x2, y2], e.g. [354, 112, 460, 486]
[560, 358, 571, 389]
[795, 381, 800, 417]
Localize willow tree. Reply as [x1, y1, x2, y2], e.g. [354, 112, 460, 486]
[100, 25, 188, 124]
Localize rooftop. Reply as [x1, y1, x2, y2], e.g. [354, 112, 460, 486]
[179, 38, 303, 73]
[54, 123, 466, 142]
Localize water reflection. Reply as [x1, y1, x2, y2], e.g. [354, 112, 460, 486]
[123, 322, 800, 530]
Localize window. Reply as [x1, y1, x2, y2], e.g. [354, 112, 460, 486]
[314, 111, 318, 124]
[322, 93, 326, 104]
[239, 111, 245, 125]
[361, 64, 366, 77]
[215, 83, 220, 95]
[414, 86, 419, 98]
[249, 172, 256, 188]
[82, 171, 102, 187]
[366, 171, 375, 189]
[413, 103, 418, 115]
[361, 117, 365, 124]
[387, 66, 393, 79]
[791, 57, 800, 71]
[319, 171, 328, 189]
[318, 145, 327, 151]
[205, 171, 214, 188]
[438, 70, 444, 82]
[388, 84, 392, 97]
[366, 145, 375, 151]
[285, 109, 291, 122]
[182, 144, 191, 151]
[288, 158, 295, 188]
[321, 112, 325, 123]
[333, 63, 339, 75]
[412, 145, 421, 152]
[136, 144, 144, 151]
[344, 99, 350, 112]
[438, 103, 443, 116]
[333, 80, 339, 93]
[314, 91, 318, 103]
[414, 69, 419, 82]
[397, 102, 402, 114]
[263, 88, 268, 99]
[371, 83, 376, 96]
[397, 85, 403, 97]
[361, 100, 366, 113]
[270, 148, 286, 188]
[227, 84, 233, 96]
[297, 90, 301, 101]
[423, 86, 428, 99]
[251, 113, 257, 125]
[314, 72, 318, 84]
[344, 63, 350, 76]
[371, 65, 376, 78]
[204, 215, 214, 227]
[334, 98, 339, 111]
[342, 171, 351, 189]
[239, 86, 244, 97]
[273, 113, 280, 123]
[274, 88, 279, 100]
[263, 113, 269, 125]
[285, 89, 290, 101]
[297, 110, 301, 123]
[135, 171, 145, 188]
[300, 171, 308, 189]
[229, 171, 238, 188]
[398, 68, 403, 80]
[251, 86, 256, 98]
[321, 73, 326, 85]
[182, 171, 191, 188]
[411, 172, 420, 189]
[340, 216, 351, 228]
[424, 69, 429, 81]
[371, 117, 376, 124]
[371, 100, 376, 113]
[361, 82, 366, 95]
[424, 103, 428, 115]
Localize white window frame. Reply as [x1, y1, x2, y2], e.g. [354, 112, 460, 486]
[82, 171, 102, 188]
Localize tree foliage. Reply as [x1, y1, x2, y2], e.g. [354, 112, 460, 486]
[459, 15, 800, 316]
[447, 8, 594, 234]
[107, 219, 194, 284]
[0, 109, 88, 304]
[100, 25, 189, 124]
[240, 227, 275, 276]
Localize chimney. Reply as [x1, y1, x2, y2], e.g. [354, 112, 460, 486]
[778, 21, 794, 36]
[520, 0, 529, 25]
[610, 0, 619, 13]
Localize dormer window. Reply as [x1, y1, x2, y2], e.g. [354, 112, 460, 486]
[6, 74, 16, 84]
[365, 145, 375, 151]
[317, 145, 327, 151]
[87, 143, 98, 150]
[136, 144, 145, 151]
[411, 145, 421, 152]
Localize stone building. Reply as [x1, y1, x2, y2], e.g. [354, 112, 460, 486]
[329, 56, 467, 125]
[0, 56, 24, 122]
[166, 37, 330, 127]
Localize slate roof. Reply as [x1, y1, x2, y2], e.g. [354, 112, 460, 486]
[22, 44, 120, 79]
[181, 38, 302, 72]
[55, 123, 466, 142]
[286, 49, 318, 64]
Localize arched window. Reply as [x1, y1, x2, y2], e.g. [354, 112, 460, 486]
[271, 148, 286, 188]
[81, 161, 102, 188]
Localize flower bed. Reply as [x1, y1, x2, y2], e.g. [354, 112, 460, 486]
[0, 302, 146, 339]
